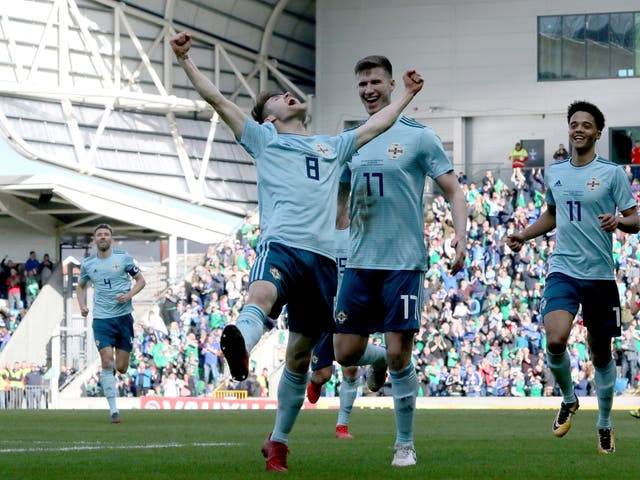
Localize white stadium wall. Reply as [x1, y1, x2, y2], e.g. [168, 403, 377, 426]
[315, 0, 640, 180]
[0, 217, 58, 264]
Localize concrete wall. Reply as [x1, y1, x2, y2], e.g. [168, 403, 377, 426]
[315, 0, 640, 177]
[0, 217, 58, 264]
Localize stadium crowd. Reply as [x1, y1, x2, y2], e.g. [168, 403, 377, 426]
[73, 166, 640, 400]
[0, 251, 55, 352]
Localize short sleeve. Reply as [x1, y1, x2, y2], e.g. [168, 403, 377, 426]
[240, 118, 277, 160]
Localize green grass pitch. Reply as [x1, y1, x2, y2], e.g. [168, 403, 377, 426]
[1, 408, 639, 479]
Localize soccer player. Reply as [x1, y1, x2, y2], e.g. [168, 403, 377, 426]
[306, 199, 386, 439]
[76, 224, 146, 423]
[333, 55, 468, 467]
[169, 33, 423, 471]
[507, 100, 639, 454]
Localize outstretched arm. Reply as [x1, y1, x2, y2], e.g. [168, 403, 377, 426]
[353, 70, 423, 150]
[506, 206, 556, 252]
[170, 32, 247, 138]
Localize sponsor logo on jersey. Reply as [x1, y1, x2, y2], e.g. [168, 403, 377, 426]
[554, 180, 562, 187]
[336, 310, 348, 324]
[311, 354, 318, 364]
[387, 143, 404, 160]
[586, 177, 601, 191]
[539, 298, 547, 312]
[95, 339, 100, 348]
[113, 263, 120, 271]
[270, 267, 281, 280]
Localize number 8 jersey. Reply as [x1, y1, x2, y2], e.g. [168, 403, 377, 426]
[240, 118, 356, 260]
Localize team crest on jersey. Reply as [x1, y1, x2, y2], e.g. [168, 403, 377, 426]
[270, 267, 281, 280]
[336, 310, 348, 324]
[586, 177, 601, 191]
[387, 143, 404, 160]
[315, 143, 330, 156]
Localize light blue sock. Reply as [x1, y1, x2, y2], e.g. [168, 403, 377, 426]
[101, 368, 118, 414]
[337, 376, 358, 426]
[355, 344, 386, 369]
[546, 349, 576, 404]
[236, 304, 267, 352]
[271, 367, 308, 444]
[594, 359, 616, 429]
[390, 363, 418, 447]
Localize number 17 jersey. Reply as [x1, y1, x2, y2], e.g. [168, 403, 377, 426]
[342, 116, 453, 271]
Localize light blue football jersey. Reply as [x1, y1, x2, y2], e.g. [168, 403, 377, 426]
[342, 116, 452, 270]
[545, 156, 636, 280]
[241, 118, 357, 259]
[79, 249, 140, 318]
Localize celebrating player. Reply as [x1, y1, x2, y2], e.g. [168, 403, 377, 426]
[170, 32, 423, 471]
[507, 101, 639, 454]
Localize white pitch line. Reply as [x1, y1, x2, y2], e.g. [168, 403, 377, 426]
[0, 442, 242, 453]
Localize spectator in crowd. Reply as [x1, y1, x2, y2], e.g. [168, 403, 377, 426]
[6, 267, 22, 311]
[0, 256, 15, 298]
[24, 363, 43, 409]
[553, 143, 569, 161]
[24, 251, 40, 278]
[39, 253, 55, 286]
[201, 331, 222, 388]
[631, 140, 640, 181]
[618, 329, 638, 390]
[25, 269, 39, 308]
[509, 141, 529, 171]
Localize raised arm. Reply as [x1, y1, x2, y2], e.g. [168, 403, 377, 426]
[353, 70, 423, 150]
[170, 32, 247, 138]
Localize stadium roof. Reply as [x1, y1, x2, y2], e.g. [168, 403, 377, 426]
[0, 0, 316, 245]
[0, 137, 245, 245]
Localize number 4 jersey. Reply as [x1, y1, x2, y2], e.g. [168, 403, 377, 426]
[544, 156, 636, 280]
[79, 250, 139, 318]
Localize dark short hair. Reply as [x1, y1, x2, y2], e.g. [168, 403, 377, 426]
[251, 91, 282, 123]
[567, 100, 605, 131]
[94, 223, 113, 235]
[354, 55, 393, 77]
